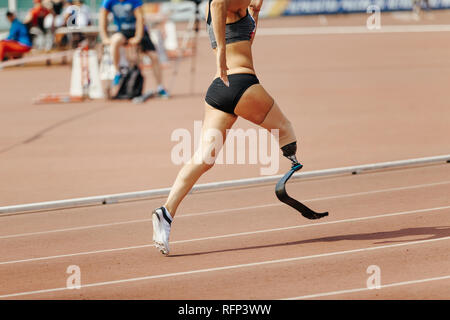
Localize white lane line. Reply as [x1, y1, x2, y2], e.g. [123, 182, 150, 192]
[1, 180, 448, 240]
[0, 205, 449, 266]
[1, 236, 449, 299]
[181, 180, 450, 218]
[283, 275, 450, 300]
[0, 218, 150, 240]
[255, 24, 450, 35]
[195, 25, 450, 38]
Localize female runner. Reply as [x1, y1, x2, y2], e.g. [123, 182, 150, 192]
[152, 0, 300, 255]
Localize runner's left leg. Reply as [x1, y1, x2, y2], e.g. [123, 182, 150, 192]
[164, 103, 237, 217]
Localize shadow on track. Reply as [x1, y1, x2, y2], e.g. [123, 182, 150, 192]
[169, 226, 450, 258]
[0, 105, 109, 155]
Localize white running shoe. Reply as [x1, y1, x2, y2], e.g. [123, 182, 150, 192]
[152, 207, 172, 256]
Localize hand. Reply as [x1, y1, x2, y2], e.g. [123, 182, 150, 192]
[250, 29, 256, 44]
[216, 48, 229, 87]
[128, 37, 141, 45]
[102, 37, 111, 45]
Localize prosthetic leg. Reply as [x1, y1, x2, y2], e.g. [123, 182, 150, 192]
[275, 142, 329, 220]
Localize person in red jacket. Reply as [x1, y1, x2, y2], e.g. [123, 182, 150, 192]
[0, 12, 32, 61]
[24, 0, 53, 31]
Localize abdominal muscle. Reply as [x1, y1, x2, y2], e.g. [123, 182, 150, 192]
[213, 40, 255, 78]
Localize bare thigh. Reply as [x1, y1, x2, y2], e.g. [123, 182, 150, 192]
[234, 84, 274, 124]
[233, 83, 296, 147]
[198, 103, 237, 162]
[111, 32, 127, 46]
[146, 50, 159, 62]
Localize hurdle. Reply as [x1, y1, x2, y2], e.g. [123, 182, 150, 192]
[0, 154, 449, 215]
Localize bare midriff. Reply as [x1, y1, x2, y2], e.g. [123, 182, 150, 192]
[213, 41, 255, 78]
[209, 0, 255, 78]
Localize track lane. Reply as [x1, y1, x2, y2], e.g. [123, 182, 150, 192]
[2, 232, 449, 299]
[0, 171, 448, 262]
[0, 201, 448, 298]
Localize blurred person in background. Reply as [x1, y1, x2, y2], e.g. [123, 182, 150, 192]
[63, 0, 92, 47]
[99, 0, 169, 98]
[412, 0, 431, 19]
[64, 0, 92, 27]
[51, 0, 68, 28]
[0, 12, 32, 61]
[24, 0, 54, 31]
[52, 0, 66, 16]
[23, 0, 56, 50]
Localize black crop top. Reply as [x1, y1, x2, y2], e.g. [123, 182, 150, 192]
[206, 0, 256, 49]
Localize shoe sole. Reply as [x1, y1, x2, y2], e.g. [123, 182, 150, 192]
[152, 210, 169, 256]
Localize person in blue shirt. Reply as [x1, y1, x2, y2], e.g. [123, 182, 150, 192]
[99, 0, 169, 97]
[0, 12, 32, 61]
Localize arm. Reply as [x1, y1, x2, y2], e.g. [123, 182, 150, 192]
[6, 22, 17, 41]
[23, 9, 34, 25]
[129, 6, 144, 45]
[48, 8, 56, 32]
[99, 7, 110, 44]
[210, 0, 229, 86]
[249, 0, 263, 44]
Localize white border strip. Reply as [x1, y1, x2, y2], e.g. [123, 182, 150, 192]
[1, 236, 449, 298]
[255, 24, 450, 36]
[0, 50, 74, 69]
[182, 24, 450, 38]
[0, 155, 449, 215]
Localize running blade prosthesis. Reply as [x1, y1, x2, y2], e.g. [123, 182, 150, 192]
[275, 163, 329, 220]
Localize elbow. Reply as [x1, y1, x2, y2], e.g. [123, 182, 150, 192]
[251, 0, 263, 11]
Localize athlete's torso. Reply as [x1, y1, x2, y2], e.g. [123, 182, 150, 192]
[9, 19, 32, 47]
[102, 0, 142, 31]
[205, 0, 256, 77]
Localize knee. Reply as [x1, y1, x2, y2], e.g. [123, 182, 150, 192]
[148, 51, 159, 63]
[278, 118, 297, 148]
[110, 33, 125, 48]
[279, 118, 293, 137]
[192, 148, 218, 173]
[197, 153, 217, 172]
[180, 158, 214, 183]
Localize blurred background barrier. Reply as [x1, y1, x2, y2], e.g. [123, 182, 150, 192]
[2, 0, 450, 33]
[1, 0, 449, 68]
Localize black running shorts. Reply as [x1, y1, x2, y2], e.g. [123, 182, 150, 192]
[120, 29, 156, 52]
[205, 73, 260, 115]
